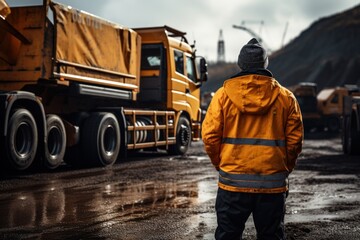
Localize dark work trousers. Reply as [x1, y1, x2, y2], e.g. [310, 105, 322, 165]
[215, 188, 286, 240]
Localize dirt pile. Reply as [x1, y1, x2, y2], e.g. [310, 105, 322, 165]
[269, 4, 360, 90]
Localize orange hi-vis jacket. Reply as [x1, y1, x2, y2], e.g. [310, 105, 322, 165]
[202, 73, 303, 193]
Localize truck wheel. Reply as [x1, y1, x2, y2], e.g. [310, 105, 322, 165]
[44, 115, 66, 170]
[168, 116, 191, 155]
[347, 116, 360, 155]
[327, 117, 339, 132]
[5, 109, 38, 170]
[342, 117, 349, 154]
[347, 132, 356, 155]
[81, 112, 120, 166]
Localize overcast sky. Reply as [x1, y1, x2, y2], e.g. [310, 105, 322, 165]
[9, 0, 359, 62]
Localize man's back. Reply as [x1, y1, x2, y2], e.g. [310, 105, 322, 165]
[202, 71, 302, 193]
[201, 38, 303, 240]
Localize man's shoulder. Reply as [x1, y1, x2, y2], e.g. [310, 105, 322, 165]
[276, 84, 297, 103]
[278, 85, 295, 97]
[213, 86, 226, 98]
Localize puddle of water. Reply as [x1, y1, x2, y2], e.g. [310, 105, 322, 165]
[196, 180, 217, 204]
[286, 186, 360, 224]
[286, 213, 339, 223]
[0, 174, 218, 231]
[169, 156, 209, 162]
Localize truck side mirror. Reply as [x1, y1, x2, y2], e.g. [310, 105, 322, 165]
[199, 58, 208, 82]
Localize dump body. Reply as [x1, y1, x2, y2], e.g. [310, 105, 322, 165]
[0, 2, 140, 99]
[0, 1, 207, 171]
[0, 4, 49, 88]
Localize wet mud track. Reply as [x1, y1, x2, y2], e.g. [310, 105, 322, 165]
[0, 133, 359, 239]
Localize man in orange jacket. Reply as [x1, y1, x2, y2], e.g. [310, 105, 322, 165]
[202, 38, 303, 240]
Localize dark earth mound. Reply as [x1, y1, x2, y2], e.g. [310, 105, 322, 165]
[269, 4, 360, 90]
[203, 4, 360, 96]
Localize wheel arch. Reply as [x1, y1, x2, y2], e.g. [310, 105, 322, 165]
[175, 110, 191, 129]
[2, 91, 46, 147]
[111, 108, 127, 160]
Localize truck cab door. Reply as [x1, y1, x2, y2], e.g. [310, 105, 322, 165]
[172, 50, 201, 122]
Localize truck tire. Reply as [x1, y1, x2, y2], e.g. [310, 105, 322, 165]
[5, 109, 38, 170]
[342, 117, 349, 154]
[168, 116, 191, 155]
[44, 115, 66, 170]
[347, 115, 360, 155]
[81, 112, 120, 166]
[327, 117, 339, 132]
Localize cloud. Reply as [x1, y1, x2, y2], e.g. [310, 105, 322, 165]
[8, 0, 359, 62]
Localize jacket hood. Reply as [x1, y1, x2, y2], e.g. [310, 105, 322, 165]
[223, 74, 280, 114]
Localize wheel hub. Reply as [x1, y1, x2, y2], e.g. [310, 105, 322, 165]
[179, 124, 190, 146]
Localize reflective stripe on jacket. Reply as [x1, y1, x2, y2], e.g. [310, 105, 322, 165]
[219, 169, 288, 190]
[202, 73, 303, 193]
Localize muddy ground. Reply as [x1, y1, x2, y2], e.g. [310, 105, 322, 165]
[0, 132, 359, 240]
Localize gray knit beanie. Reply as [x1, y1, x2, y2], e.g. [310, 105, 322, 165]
[237, 38, 268, 70]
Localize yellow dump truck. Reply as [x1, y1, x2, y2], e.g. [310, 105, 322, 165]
[289, 83, 359, 132]
[0, 1, 208, 170]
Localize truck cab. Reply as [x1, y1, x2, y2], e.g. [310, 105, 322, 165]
[317, 87, 349, 131]
[136, 26, 207, 141]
